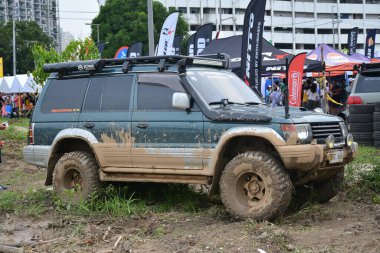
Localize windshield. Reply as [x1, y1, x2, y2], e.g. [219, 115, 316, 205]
[356, 72, 380, 93]
[186, 70, 263, 105]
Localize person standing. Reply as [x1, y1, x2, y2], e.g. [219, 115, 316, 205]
[270, 86, 282, 108]
[306, 82, 319, 110]
[0, 121, 8, 163]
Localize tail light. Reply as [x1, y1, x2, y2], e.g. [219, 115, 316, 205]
[28, 123, 34, 145]
[347, 96, 363, 105]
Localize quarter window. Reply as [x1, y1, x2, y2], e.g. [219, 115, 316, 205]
[41, 78, 88, 113]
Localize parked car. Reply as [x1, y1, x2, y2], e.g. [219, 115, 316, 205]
[348, 62, 380, 105]
[24, 55, 357, 220]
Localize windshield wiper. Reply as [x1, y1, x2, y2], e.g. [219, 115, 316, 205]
[244, 102, 266, 106]
[209, 99, 246, 107]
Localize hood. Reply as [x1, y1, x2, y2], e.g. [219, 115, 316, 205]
[210, 104, 342, 124]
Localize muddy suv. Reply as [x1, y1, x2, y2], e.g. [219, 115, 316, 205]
[24, 55, 357, 220]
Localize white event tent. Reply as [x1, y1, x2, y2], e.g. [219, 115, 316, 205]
[0, 74, 41, 94]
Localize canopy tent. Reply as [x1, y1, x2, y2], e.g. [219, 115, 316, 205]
[0, 74, 40, 93]
[306, 44, 371, 72]
[0, 78, 11, 93]
[200, 35, 323, 74]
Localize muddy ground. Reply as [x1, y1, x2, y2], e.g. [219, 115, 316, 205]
[1, 149, 380, 253]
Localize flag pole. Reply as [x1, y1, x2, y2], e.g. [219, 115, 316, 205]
[285, 58, 290, 119]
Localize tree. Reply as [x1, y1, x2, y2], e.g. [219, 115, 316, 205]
[0, 21, 52, 76]
[32, 38, 99, 85]
[91, 0, 189, 58]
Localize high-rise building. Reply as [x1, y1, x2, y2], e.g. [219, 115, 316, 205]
[0, 0, 59, 48]
[60, 28, 74, 51]
[99, 0, 380, 56]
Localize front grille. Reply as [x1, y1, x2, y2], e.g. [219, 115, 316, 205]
[310, 122, 343, 144]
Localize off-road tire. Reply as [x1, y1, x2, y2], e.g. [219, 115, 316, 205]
[374, 112, 380, 122]
[295, 171, 344, 204]
[347, 114, 373, 123]
[374, 103, 380, 112]
[348, 123, 373, 132]
[374, 122, 380, 132]
[348, 104, 374, 114]
[219, 151, 292, 220]
[374, 141, 380, 148]
[311, 171, 344, 203]
[373, 131, 380, 140]
[351, 131, 374, 145]
[53, 151, 100, 204]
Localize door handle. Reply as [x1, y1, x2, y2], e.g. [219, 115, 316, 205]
[137, 123, 149, 129]
[84, 122, 95, 129]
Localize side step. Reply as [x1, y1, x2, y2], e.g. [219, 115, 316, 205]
[99, 171, 212, 184]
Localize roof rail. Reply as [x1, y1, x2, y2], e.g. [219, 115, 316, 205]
[43, 54, 230, 75]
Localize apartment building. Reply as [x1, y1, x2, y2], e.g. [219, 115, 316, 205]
[0, 0, 59, 48]
[99, 0, 379, 55]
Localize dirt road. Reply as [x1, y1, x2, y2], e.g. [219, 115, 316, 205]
[1, 156, 380, 253]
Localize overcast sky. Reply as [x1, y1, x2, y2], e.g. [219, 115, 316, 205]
[59, 0, 100, 39]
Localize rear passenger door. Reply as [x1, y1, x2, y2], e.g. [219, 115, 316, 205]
[131, 74, 204, 170]
[78, 74, 135, 168]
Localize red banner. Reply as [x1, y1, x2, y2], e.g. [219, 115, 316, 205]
[288, 53, 307, 107]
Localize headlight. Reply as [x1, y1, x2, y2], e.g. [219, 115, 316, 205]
[295, 124, 311, 141]
[339, 121, 348, 137]
[281, 124, 311, 143]
[346, 134, 353, 147]
[326, 135, 335, 149]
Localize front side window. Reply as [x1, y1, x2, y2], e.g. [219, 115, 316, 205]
[41, 78, 88, 113]
[137, 74, 185, 111]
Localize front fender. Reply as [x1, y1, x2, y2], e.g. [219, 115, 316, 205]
[208, 126, 286, 195]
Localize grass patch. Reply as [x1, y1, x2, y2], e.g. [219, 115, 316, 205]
[0, 188, 54, 217]
[0, 117, 29, 141]
[344, 145, 380, 202]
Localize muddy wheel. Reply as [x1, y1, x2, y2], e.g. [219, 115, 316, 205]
[53, 151, 100, 204]
[312, 171, 344, 203]
[295, 171, 344, 204]
[219, 151, 292, 220]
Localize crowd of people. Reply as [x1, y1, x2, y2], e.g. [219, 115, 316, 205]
[0, 92, 38, 118]
[264, 77, 355, 115]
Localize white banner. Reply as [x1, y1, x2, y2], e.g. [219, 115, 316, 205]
[156, 12, 179, 56]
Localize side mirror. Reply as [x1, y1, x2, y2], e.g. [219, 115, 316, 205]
[172, 92, 190, 110]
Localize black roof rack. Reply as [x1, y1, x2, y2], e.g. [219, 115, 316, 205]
[360, 62, 380, 72]
[43, 54, 230, 75]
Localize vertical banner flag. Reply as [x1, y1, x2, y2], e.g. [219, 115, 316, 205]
[347, 27, 358, 55]
[127, 42, 143, 58]
[365, 29, 377, 58]
[156, 12, 179, 56]
[0, 57, 3, 78]
[187, 33, 196, 56]
[241, 0, 266, 90]
[194, 23, 213, 55]
[173, 35, 183, 55]
[288, 53, 307, 107]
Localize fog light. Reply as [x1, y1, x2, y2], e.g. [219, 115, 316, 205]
[326, 135, 335, 149]
[346, 134, 353, 147]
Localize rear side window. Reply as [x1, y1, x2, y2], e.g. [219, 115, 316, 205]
[356, 73, 380, 93]
[41, 78, 88, 113]
[83, 75, 133, 111]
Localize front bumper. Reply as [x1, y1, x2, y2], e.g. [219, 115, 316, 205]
[277, 141, 358, 171]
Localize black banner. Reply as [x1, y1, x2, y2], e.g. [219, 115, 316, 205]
[241, 0, 266, 90]
[127, 42, 143, 58]
[347, 27, 358, 55]
[187, 33, 196, 56]
[173, 35, 183, 55]
[365, 29, 377, 58]
[194, 23, 213, 55]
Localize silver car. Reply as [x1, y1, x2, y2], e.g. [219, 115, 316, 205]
[348, 63, 380, 105]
